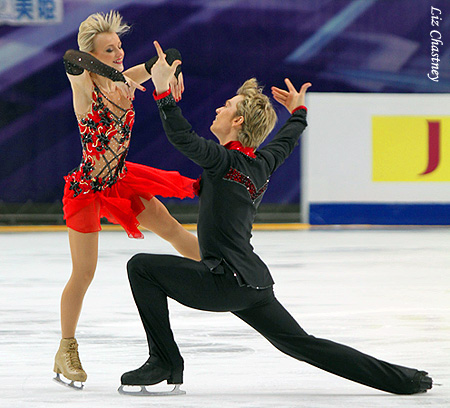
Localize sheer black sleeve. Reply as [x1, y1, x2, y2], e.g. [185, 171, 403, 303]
[144, 48, 182, 78]
[63, 49, 126, 82]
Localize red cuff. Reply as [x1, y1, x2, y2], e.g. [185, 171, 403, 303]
[291, 105, 307, 114]
[153, 89, 172, 100]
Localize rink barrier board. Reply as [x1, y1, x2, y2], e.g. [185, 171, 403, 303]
[303, 94, 450, 225]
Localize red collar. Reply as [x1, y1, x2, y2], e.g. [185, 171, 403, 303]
[224, 141, 256, 158]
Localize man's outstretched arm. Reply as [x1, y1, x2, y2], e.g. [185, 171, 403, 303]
[259, 79, 311, 173]
[150, 41, 229, 175]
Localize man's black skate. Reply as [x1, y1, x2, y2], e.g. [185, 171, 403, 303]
[411, 371, 433, 394]
[118, 357, 185, 396]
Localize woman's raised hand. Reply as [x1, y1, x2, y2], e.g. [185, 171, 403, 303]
[169, 72, 184, 102]
[115, 75, 146, 101]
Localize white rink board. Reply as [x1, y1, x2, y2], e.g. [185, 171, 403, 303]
[303, 93, 450, 204]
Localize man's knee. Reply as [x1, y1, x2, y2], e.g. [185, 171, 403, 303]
[127, 253, 152, 280]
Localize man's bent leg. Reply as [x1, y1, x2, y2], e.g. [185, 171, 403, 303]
[233, 296, 431, 395]
[125, 254, 257, 377]
[126, 253, 190, 377]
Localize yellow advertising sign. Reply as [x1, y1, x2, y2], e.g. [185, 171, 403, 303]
[372, 116, 449, 181]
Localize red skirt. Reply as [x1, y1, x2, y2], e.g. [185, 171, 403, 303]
[63, 161, 195, 239]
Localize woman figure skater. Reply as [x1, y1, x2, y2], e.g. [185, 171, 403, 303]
[53, 11, 200, 388]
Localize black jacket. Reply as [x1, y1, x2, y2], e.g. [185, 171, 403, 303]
[156, 93, 307, 288]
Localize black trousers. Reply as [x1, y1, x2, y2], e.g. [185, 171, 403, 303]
[127, 253, 421, 394]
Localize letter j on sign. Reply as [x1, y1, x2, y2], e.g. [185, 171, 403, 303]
[372, 116, 450, 182]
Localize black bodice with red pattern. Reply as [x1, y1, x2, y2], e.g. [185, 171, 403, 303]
[65, 83, 135, 197]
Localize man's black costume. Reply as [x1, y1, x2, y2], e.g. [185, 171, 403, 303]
[121, 90, 431, 395]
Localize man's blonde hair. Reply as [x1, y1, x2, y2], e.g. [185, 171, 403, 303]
[78, 10, 130, 52]
[235, 78, 277, 149]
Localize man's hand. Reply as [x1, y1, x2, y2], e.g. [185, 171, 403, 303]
[271, 79, 312, 113]
[151, 40, 182, 96]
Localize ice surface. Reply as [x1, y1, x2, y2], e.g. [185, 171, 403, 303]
[1, 228, 449, 407]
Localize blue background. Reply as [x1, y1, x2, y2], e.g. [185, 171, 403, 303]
[0, 0, 448, 210]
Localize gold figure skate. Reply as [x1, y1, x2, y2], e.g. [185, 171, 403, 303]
[53, 338, 87, 389]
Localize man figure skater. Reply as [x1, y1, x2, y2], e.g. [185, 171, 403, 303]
[119, 41, 432, 396]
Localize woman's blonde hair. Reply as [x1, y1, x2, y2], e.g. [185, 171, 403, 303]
[78, 10, 130, 52]
[235, 78, 278, 149]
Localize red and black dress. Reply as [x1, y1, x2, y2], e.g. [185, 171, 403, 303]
[63, 83, 195, 238]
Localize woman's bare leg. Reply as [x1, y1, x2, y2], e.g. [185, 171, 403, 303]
[60, 229, 99, 338]
[54, 228, 98, 383]
[137, 197, 200, 261]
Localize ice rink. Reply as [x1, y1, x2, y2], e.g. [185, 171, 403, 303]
[1, 227, 449, 408]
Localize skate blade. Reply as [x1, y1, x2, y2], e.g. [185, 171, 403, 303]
[118, 383, 185, 396]
[53, 373, 84, 390]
